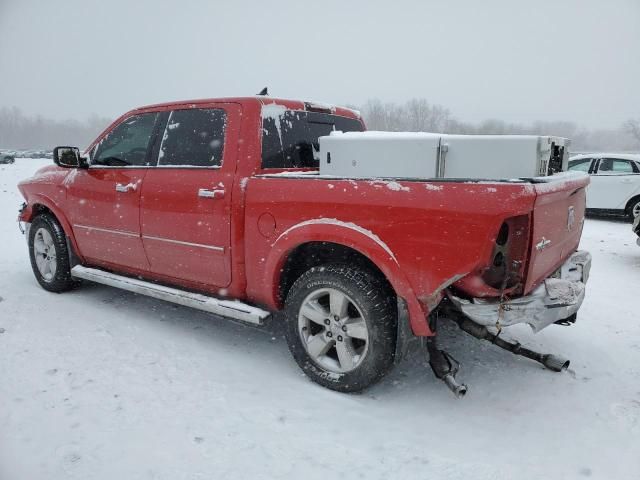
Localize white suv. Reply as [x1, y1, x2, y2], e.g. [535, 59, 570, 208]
[568, 153, 640, 221]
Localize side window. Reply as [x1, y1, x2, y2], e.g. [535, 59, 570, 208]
[568, 159, 592, 173]
[598, 158, 635, 174]
[92, 113, 159, 167]
[262, 110, 364, 169]
[158, 108, 226, 167]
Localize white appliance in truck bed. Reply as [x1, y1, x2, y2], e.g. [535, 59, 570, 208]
[318, 131, 570, 180]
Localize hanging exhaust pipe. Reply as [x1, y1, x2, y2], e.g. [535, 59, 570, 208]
[453, 316, 570, 372]
[426, 337, 468, 398]
[540, 354, 570, 372]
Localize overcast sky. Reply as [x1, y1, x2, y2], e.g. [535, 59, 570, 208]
[0, 0, 638, 128]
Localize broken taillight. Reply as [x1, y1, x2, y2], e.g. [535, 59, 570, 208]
[481, 214, 530, 291]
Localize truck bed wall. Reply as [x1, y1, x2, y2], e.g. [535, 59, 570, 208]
[243, 176, 538, 333]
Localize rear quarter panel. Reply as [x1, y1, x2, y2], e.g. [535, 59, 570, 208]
[243, 177, 537, 334]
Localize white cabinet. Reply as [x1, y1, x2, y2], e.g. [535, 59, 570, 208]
[319, 131, 569, 180]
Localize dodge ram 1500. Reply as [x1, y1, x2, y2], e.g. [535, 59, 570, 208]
[17, 96, 591, 395]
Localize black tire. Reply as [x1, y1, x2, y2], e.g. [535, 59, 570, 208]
[626, 196, 640, 223]
[28, 214, 75, 292]
[284, 264, 397, 392]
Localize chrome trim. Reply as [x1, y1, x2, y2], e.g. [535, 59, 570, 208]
[70, 265, 269, 325]
[198, 188, 225, 199]
[74, 224, 139, 238]
[155, 165, 222, 170]
[142, 235, 224, 252]
[89, 165, 222, 170]
[535, 237, 551, 251]
[89, 165, 156, 169]
[115, 183, 135, 193]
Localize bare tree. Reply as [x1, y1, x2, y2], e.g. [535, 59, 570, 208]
[624, 119, 640, 143]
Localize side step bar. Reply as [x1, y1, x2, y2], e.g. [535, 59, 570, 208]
[71, 265, 271, 325]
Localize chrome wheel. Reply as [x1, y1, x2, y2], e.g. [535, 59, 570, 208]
[298, 288, 369, 373]
[33, 227, 57, 282]
[633, 201, 640, 219]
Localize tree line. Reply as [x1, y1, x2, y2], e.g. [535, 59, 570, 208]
[1, 101, 638, 153]
[359, 98, 640, 153]
[0, 107, 112, 151]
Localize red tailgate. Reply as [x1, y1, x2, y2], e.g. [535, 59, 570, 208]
[523, 173, 590, 294]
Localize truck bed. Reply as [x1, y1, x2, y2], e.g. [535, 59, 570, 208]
[243, 171, 589, 314]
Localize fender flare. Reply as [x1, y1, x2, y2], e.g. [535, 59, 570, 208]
[263, 218, 432, 336]
[25, 194, 84, 263]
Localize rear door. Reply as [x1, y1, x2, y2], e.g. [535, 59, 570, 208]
[589, 158, 640, 209]
[66, 112, 161, 270]
[140, 103, 241, 288]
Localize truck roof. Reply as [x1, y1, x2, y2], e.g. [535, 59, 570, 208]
[131, 96, 362, 120]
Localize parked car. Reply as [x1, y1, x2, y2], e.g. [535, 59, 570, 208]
[568, 153, 640, 220]
[16, 96, 591, 395]
[1, 154, 16, 164]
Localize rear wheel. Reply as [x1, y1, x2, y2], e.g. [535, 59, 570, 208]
[284, 264, 397, 392]
[28, 214, 75, 292]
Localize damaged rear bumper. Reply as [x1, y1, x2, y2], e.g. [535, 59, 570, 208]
[448, 250, 592, 332]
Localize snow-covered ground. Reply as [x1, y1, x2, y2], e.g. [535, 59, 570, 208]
[1, 158, 639, 480]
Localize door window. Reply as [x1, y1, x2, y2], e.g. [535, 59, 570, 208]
[92, 113, 159, 167]
[597, 158, 637, 174]
[158, 108, 227, 167]
[568, 158, 592, 173]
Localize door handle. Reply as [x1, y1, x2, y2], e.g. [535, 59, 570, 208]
[198, 188, 225, 199]
[115, 183, 136, 193]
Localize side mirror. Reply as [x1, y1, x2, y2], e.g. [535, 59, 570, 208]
[53, 146, 88, 168]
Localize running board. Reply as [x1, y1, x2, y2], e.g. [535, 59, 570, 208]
[71, 265, 271, 325]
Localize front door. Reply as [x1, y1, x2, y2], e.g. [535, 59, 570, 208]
[140, 104, 240, 288]
[65, 112, 161, 271]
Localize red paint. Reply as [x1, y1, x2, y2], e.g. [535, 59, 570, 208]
[17, 96, 589, 337]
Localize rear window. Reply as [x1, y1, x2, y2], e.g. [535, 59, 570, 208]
[261, 110, 363, 169]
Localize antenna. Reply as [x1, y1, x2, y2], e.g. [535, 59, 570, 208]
[257, 87, 268, 96]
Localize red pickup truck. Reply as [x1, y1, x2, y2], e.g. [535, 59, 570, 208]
[17, 96, 591, 395]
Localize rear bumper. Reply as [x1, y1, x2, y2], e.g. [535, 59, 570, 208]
[448, 250, 591, 332]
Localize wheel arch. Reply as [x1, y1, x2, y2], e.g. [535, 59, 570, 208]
[24, 195, 84, 262]
[262, 220, 432, 336]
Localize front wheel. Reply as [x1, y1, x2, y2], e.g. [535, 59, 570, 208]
[628, 197, 640, 222]
[28, 214, 75, 292]
[284, 265, 397, 392]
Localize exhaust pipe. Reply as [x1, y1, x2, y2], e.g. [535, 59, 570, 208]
[541, 354, 570, 372]
[426, 337, 468, 398]
[454, 317, 570, 372]
[442, 373, 468, 398]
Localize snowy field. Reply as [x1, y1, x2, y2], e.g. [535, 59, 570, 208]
[1, 158, 639, 480]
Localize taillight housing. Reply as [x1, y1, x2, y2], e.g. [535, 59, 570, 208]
[481, 215, 530, 291]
